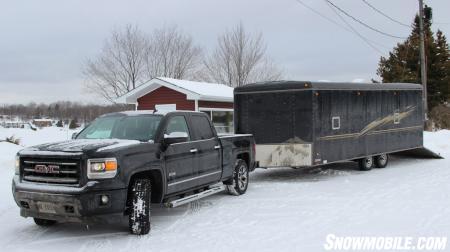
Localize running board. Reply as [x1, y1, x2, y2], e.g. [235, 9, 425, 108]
[165, 185, 226, 208]
[393, 147, 444, 159]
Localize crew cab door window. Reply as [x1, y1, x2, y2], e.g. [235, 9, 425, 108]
[165, 116, 191, 141]
[190, 115, 215, 140]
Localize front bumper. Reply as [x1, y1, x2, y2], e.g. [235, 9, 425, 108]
[12, 176, 128, 224]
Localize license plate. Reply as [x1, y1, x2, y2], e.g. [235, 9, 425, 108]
[36, 202, 56, 214]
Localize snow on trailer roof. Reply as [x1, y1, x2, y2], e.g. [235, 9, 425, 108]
[115, 77, 233, 104]
[234, 81, 422, 93]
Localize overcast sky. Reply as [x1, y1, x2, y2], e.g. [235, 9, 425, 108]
[0, 0, 449, 104]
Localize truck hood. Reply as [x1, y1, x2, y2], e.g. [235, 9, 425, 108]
[23, 139, 142, 153]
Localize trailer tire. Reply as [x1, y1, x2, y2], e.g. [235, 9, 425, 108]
[227, 159, 249, 196]
[374, 154, 389, 168]
[358, 156, 373, 171]
[128, 178, 151, 235]
[33, 218, 57, 226]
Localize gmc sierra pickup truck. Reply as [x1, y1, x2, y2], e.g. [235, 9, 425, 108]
[12, 111, 255, 235]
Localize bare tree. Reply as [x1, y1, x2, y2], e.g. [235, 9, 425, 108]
[84, 25, 203, 103]
[203, 23, 282, 87]
[84, 25, 149, 103]
[146, 26, 203, 80]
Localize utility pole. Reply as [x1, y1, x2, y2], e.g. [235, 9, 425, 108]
[418, 0, 428, 122]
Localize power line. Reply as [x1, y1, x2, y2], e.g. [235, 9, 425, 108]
[326, 0, 407, 39]
[361, 0, 412, 28]
[324, 0, 385, 55]
[294, 0, 391, 50]
[294, 0, 351, 33]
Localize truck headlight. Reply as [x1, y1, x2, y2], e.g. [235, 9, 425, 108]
[87, 158, 118, 179]
[15, 154, 20, 175]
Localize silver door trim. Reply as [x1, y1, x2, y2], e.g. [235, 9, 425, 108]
[168, 170, 222, 187]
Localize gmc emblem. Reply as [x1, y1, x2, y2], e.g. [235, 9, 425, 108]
[34, 164, 60, 174]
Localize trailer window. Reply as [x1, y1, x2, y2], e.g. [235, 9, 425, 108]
[332, 116, 340, 130]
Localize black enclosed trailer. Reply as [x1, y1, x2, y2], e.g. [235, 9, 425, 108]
[234, 81, 427, 169]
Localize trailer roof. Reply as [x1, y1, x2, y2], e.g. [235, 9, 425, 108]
[234, 81, 422, 93]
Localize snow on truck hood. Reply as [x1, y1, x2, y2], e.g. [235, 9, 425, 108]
[22, 139, 142, 153]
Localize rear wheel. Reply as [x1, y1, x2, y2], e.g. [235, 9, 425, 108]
[374, 154, 389, 168]
[33, 218, 57, 226]
[358, 156, 373, 171]
[227, 159, 249, 196]
[128, 179, 151, 235]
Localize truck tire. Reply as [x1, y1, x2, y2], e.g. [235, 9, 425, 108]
[33, 218, 56, 226]
[227, 159, 249, 196]
[358, 156, 373, 171]
[374, 154, 389, 168]
[129, 179, 151, 235]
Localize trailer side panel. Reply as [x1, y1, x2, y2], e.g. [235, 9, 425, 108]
[313, 89, 423, 165]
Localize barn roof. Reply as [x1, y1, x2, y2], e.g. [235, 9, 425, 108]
[115, 77, 234, 104]
[234, 81, 422, 93]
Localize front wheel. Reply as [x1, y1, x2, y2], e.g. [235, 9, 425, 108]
[358, 156, 373, 171]
[227, 159, 249, 196]
[128, 179, 151, 235]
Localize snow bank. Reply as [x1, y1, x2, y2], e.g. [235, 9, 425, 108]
[0, 142, 22, 169]
[424, 129, 450, 156]
[0, 127, 78, 147]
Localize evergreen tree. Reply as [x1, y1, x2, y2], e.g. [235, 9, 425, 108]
[69, 118, 78, 129]
[56, 120, 64, 127]
[377, 14, 450, 109]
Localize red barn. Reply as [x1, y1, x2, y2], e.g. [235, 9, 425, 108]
[116, 77, 235, 133]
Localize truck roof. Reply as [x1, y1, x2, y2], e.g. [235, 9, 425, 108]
[100, 110, 206, 117]
[234, 81, 422, 93]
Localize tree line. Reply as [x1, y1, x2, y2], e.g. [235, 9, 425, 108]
[0, 101, 133, 124]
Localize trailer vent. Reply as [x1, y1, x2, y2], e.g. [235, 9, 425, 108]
[394, 112, 400, 124]
[332, 116, 341, 130]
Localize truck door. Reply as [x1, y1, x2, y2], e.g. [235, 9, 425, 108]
[189, 114, 222, 186]
[163, 115, 197, 194]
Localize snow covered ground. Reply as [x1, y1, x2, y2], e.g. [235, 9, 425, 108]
[0, 128, 448, 251]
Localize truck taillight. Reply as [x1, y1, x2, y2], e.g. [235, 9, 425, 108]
[252, 143, 256, 155]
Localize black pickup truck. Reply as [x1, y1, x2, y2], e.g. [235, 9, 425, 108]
[12, 111, 255, 234]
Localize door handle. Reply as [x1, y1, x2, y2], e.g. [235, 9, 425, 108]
[214, 145, 221, 150]
[190, 148, 198, 153]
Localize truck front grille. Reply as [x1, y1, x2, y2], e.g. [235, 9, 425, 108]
[21, 158, 81, 184]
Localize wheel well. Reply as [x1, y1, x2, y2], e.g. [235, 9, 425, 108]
[127, 170, 164, 205]
[236, 152, 250, 167]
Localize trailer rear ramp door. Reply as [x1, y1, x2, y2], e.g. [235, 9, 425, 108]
[393, 147, 444, 159]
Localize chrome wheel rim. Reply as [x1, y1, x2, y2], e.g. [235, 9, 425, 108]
[237, 164, 248, 191]
[365, 157, 373, 167]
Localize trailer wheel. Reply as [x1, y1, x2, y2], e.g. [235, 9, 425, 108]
[33, 218, 57, 226]
[358, 156, 373, 171]
[128, 178, 151, 235]
[374, 154, 389, 168]
[227, 159, 249, 196]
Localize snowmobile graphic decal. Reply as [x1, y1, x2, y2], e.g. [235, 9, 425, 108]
[318, 106, 421, 141]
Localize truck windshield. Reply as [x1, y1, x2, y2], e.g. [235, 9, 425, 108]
[76, 115, 162, 142]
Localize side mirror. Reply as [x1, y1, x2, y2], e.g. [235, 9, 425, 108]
[163, 132, 188, 146]
[71, 132, 79, 139]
